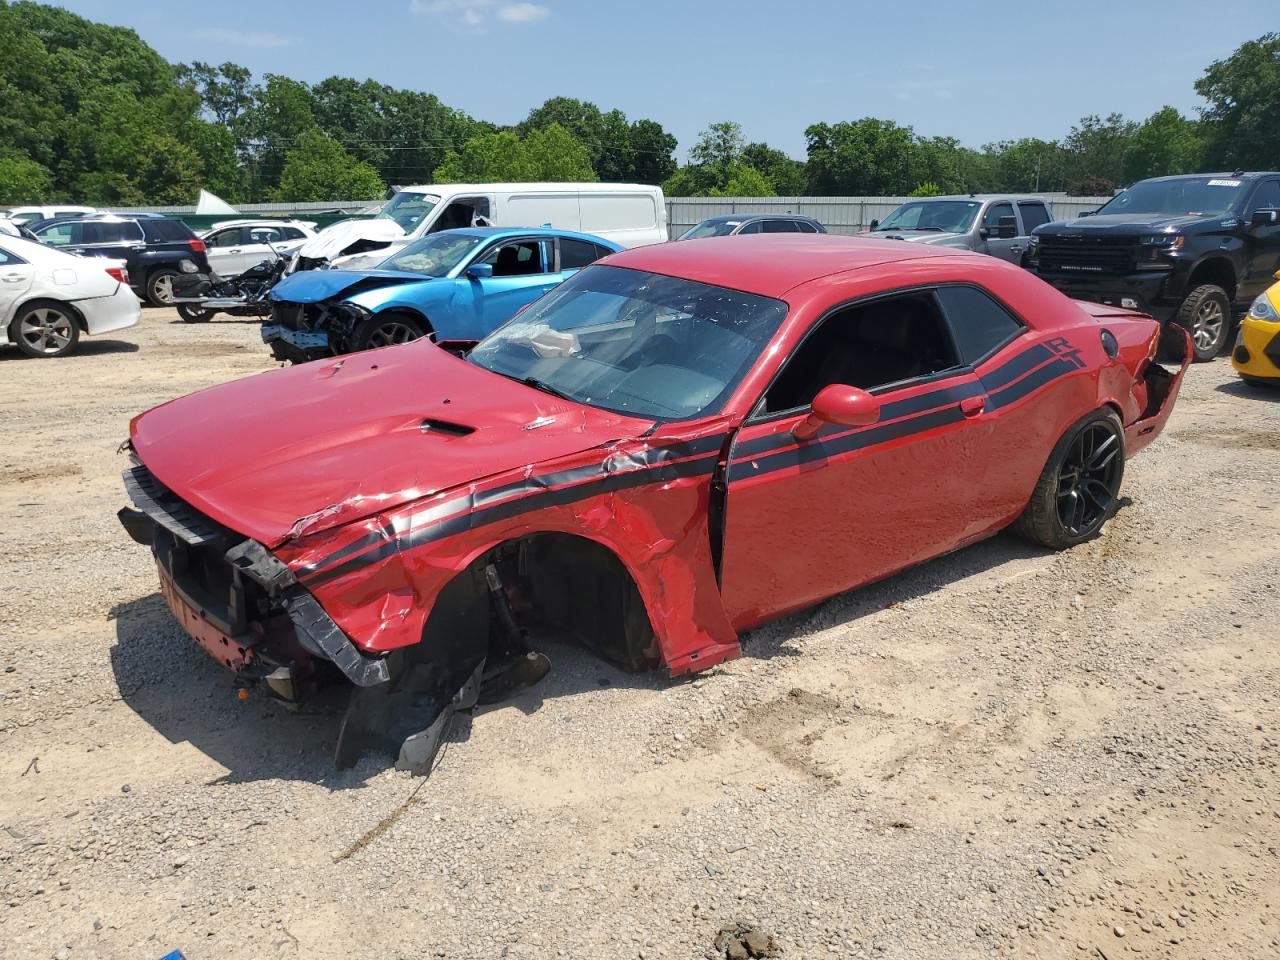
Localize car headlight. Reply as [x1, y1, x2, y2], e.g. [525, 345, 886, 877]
[1248, 294, 1278, 322]
[1027, 237, 1039, 255]
[1140, 234, 1184, 248]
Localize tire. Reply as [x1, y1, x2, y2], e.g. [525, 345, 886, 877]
[349, 312, 427, 352]
[177, 303, 216, 323]
[10, 301, 81, 358]
[1171, 284, 1231, 362]
[145, 268, 180, 307]
[1014, 408, 1125, 550]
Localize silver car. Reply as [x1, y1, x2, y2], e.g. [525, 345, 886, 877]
[863, 195, 1054, 264]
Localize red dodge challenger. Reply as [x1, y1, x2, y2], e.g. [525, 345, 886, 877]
[118, 235, 1188, 772]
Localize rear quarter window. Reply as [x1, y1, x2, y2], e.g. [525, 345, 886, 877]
[560, 237, 606, 269]
[143, 219, 196, 242]
[1018, 202, 1052, 232]
[935, 285, 1025, 365]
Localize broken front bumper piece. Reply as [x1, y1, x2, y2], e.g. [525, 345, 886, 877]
[261, 323, 331, 363]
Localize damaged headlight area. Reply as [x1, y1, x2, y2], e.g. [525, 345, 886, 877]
[261, 299, 371, 363]
[118, 461, 553, 776]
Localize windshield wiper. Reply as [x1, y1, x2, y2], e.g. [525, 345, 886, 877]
[520, 376, 576, 402]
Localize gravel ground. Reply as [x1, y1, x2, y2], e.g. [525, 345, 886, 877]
[1, 307, 1277, 960]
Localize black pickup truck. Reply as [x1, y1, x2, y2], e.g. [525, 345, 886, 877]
[1028, 172, 1280, 360]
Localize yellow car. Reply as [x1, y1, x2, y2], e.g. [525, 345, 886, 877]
[1233, 273, 1280, 386]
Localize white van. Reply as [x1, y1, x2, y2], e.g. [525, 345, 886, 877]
[295, 182, 667, 270]
[4, 205, 96, 227]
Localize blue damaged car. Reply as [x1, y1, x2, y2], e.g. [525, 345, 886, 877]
[262, 227, 622, 362]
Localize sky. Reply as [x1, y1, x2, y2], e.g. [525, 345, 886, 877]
[52, 0, 1279, 160]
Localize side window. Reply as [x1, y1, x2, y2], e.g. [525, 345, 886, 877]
[762, 219, 799, 233]
[761, 292, 962, 414]
[982, 202, 1015, 233]
[434, 197, 491, 231]
[99, 221, 143, 243]
[795, 220, 820, 233]
[593, 243, 615, 260]
[1247, 179, 1280, 214]
[249, 226, 284, 244]
[0, 246, 25, 266]
[737, 220, 764, 235]
[37, 222, 77, 246]
[935, 286, 1024, 365]
[281, 227, 306, 240]
[482, 239, 549, 277]
[207, 229, 242, 248]
[1017, 202, 1051, 233]
[559, 237, 604, 270]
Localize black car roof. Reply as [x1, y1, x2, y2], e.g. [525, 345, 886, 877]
[1139, 171, 1280, 183]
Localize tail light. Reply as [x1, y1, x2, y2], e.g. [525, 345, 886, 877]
[188, 238, 206, 254]
[106, 265, 129, 285]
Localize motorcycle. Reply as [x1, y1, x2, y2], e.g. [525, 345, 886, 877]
[171, 244, 289, 323]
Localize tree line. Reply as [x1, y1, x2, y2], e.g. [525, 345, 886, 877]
[0, 1, 1275, 206]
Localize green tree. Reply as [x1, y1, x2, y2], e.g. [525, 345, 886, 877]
[1123, 107, 1203, 182]
[909, 181, 942, 198]
[433, 123, 595, 183]
[982, 138, 1067, 192]
[627, 119, 677, 184]
[0, 154, 52, 204]
[1063, 113, 1136, 191]
[1195, 33, 1280, 170]
[689, 121, 745, 169]
[708, 165, 775, 197]
[237, 74, 316, 198]
[274, 128, 385, 201]
[804, 118, 915, 194]
[741, 142, 807, 194]
[176, 61, 253, 125]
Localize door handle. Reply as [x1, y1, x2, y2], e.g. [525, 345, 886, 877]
[1, 274, 25, 283]
[960, 396, 985, 417]
[1009, 245, 1023, 254]
[228, 248, 241, 254]
[130, 245, 147, 252]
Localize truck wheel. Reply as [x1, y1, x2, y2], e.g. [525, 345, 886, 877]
[350, 312, 427, 352]
[1013, 408, 1125, 550]
[10, 301, 81, 358]
[177, 303, 215, 323]
[1171, 284, 1231, 361]
[145, 269, 180, 307]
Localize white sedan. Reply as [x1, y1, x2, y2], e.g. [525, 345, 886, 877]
[0, 235, 139, 358]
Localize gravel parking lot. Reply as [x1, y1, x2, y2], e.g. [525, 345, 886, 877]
[1, 308, 1277, 960]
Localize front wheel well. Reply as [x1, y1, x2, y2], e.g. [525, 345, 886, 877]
[432, 533, 659, 675]
[1185, 258, 1237, 302]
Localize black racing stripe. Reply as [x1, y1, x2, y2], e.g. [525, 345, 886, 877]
[735, 380, 983, 459]
[987, 357, 1075, 411]
[295, 520, 395, 577]
[729, 405, 965, 483]
[980, 343, 1053, 392]
[299, 432, 730, 579]
[305, 453, 720, 588]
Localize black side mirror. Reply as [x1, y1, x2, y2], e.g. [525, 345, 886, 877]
[1078, 210, 1096, 218]
[868, 219, 879, 231]
[997, 215, 1018, 239]
[1251, 208, 1279, 227]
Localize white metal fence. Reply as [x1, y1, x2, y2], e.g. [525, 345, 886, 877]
[665, 194, 1111, 238]
[113, 193, 1113, 238]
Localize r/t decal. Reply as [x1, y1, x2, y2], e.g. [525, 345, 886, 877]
[1045, 336, 1086, 369]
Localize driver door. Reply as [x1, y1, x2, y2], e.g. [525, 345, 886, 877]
[718, 289, 1005, 631]
[204, 227, 248, 276]
[455, 237, 558, 338]
[979, 201, 1024, 263]
[1242, 178, 1280, 300]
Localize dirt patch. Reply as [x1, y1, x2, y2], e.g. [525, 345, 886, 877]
[1172, 426, 1280, 450]
[0, 462, 82, 483]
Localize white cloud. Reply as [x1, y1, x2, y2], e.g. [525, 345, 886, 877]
[196, 27, 297, 48]
[498, 2, 550, 21]
[409, 0, 549, 26]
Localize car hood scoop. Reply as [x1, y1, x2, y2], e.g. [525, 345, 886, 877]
[130, 343, 651, 547]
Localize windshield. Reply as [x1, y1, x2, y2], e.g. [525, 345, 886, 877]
[379, 232, 485, 277]
[874, 200, 980, 233]
[469, 265, 788, 420]
[1097, 177, 1246, 217]
[377, 191, 441, 231]
[680, 220, 740, 240]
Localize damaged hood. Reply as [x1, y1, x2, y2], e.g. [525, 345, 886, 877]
[130, 342, 653, 547]
[295, 219, 407, 261]
[270, 268, 432, 304]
